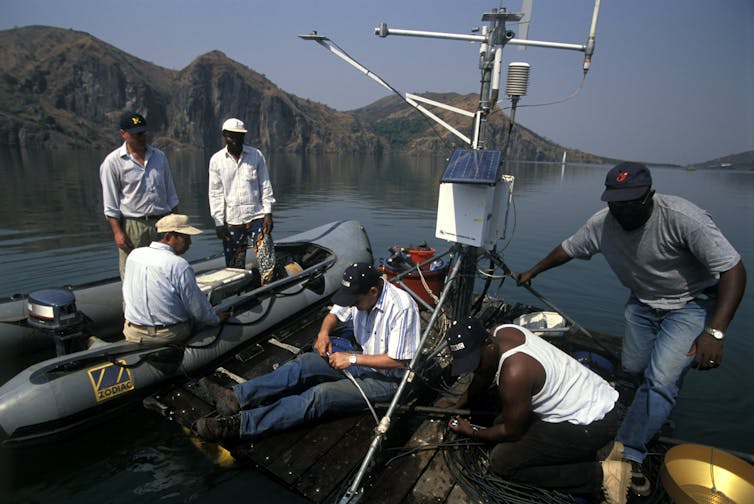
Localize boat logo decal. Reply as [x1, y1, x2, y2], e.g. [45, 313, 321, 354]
[87, 361, 135, 402]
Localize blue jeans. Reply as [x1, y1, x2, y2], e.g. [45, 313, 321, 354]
[223, 220, 263, 268]
[232, 352, 401, 440]
[616, 294, 715, 463]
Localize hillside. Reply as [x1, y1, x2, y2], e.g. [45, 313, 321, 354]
[1, 25, 606, 161]
[689, 151, 754, 171]
[353, 93, 606, 163]
[0, 26, 381, 154]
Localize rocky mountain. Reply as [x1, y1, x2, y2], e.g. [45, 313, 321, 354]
[0, 25, 605, 162]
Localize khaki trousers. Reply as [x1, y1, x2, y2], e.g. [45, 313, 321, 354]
[123, 320, 192, 345]
[118, 216, 164, 278]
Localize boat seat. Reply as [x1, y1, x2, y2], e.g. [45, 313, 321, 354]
[195, 268, 256, 304]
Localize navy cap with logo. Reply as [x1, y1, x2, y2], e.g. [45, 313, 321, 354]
[331, 262, 380, 307]
[446, 317, 487, 376]
[600, 162, 652, 202]
[119, 111, 148, 134]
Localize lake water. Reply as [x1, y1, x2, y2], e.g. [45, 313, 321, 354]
[1, 147, 752, 502]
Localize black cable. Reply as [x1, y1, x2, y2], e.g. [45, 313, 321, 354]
[442, 429, 579, 504]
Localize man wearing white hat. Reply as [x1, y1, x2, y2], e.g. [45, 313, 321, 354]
[122, 214, 225, 344]
[208, 118, 277, 282]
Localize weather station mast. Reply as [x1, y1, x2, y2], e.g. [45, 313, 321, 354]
[299, 2, 602, 500]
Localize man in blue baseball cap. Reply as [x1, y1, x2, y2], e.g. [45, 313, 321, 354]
[100, 111, 179, 278]
[440, 317, 627, 504]
[516, 162, 746, 497]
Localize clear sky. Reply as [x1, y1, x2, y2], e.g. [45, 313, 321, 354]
[3, 0, 752, 165]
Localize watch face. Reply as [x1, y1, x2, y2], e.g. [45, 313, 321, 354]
[706, 327, 724, 340]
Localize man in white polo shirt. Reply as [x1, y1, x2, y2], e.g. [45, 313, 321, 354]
[122, 214, 225, 344]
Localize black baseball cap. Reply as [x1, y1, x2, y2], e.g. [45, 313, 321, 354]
[601, 162, 652, 202]
[446, 317, 487, 376]
[331, 262, 380, 307]
[119, 111, 147, 134]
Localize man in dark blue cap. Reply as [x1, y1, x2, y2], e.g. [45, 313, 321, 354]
[439, 317, 628, 504]
[516, 162, 746, 497]
[193, 262, 421, 442]
[100, 111, 179, 277]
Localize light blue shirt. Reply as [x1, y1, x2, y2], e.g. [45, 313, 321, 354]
[123, 242, 220, 327]
[330, 281, 421, 378]
[100, 143, 179, 219]
[208, 145, 275, 226]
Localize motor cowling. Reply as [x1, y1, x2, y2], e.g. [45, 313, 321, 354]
[26, 289, 89, 355]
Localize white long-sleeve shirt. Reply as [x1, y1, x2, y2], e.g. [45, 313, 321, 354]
[123, 242, 220, 327]
[208, 145, 275, 226]
[100, 143, 179, 219]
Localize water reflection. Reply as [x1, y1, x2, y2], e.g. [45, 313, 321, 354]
[1, 146, 753, 500]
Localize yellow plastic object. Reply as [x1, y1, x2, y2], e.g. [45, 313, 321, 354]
[661, 443, 754, 504]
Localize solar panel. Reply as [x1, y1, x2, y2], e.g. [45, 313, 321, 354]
[440, 148, 503, 184]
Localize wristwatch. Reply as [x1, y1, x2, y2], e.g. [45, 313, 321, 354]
[349, 354, 358, 364]
[704, 326, 724, 340]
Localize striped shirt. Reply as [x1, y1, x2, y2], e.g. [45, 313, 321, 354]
[208, 145, 275, 226]
[330, 281, 421, 378]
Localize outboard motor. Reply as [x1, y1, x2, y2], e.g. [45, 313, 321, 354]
[26, 289, 89, 356]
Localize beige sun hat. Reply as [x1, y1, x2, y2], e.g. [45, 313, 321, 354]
[155, 214, 203, 235]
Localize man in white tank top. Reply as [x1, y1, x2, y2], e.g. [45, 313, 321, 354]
[441, 317, 630, 504]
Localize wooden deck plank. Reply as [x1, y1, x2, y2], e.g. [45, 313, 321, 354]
[294, 415, 378, 503]
[235, 425, 312, 472]
[408, 423, 457, 503]
[148, 385, 215, 428]
[360, 419, 446, 503]
[262, 415, 363, 486]
[446, 484, 478, 504]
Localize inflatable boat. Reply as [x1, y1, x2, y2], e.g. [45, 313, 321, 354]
[0, 220, 372, 445]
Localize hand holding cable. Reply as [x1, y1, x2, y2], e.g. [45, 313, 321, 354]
[448, 416, 481, 439]
[328, 351, 355, 370]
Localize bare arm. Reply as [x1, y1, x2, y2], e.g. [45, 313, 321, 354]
[689, 260, 747, 369]
[449, 349, 543, 443]
[435, 341, 497, 409]
[107, 216, 133, 252]
[313, 313, 339, 356]
[516, 244, 572, 285]
[263, 213, 274, 236]
[329, 352, 406, 370]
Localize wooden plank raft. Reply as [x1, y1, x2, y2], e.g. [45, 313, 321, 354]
[143, 302, 462, 503]
[144, 301, 684, 503]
